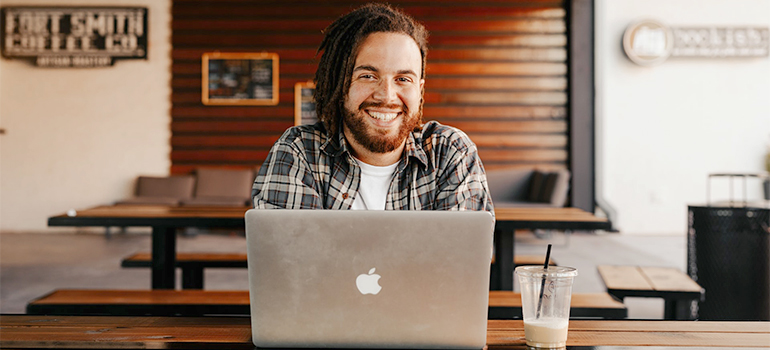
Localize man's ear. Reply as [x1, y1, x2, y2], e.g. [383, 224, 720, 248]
[419, 79, 425, 91]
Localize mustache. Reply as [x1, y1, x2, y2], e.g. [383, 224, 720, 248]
[358, 101, 408, 114]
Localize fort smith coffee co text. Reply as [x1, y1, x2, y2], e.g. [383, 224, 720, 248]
[2, 7, 148, 67]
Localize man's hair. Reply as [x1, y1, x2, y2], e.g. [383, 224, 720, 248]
[314, 3, 428, 135]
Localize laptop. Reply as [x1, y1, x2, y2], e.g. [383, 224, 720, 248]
[244, 209, 494, 349]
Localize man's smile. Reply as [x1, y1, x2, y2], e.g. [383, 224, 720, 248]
[366, 110, 401, 123]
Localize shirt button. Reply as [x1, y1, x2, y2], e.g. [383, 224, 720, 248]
[342, 193, 349, 199]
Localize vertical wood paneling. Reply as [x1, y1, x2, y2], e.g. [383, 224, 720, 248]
[171, 0, 568, 174]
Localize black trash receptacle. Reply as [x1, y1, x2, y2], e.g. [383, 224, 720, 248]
[688, 205, 770, 320]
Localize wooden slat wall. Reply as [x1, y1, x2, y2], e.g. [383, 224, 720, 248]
[171, 0, 567, 174]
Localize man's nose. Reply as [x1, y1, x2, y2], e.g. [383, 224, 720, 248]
[372, 79, 398, 103]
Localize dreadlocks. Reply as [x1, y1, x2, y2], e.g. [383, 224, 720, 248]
[314, 2, 428, 136]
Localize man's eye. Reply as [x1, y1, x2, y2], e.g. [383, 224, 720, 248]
[397, 77, 413, 83]
[359, 74, 375, 79]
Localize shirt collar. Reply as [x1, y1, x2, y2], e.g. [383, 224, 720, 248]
[320, 123, 348, 158]
[404, 127, 429, 168]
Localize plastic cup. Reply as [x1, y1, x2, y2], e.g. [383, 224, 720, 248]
[515, 266, 578, 349]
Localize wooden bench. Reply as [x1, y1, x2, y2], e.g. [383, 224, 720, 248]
[121, 253, 247, 289]
[27, 289, 626, 319]
[26, 290, 249, 316]
[508, 255, 557, 268]
[123, 253, 555, 290]
[488, 291, 626, 319]
[597, 265, 704, 320]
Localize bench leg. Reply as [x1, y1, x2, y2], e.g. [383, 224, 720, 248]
[492, 229, 514, 290]
[664, 299, 696, 320]
[489, 251, 499, 290]
[182, 267, 204, 289]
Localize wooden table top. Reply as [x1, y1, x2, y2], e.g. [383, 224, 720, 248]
[48, 205, 610, 234]
[53, 205, 251, 219]
[598, 265, 703, 293]
[47, 205, 252, 228]
[51, 205, 606, 223]
[1, 315, 768, 349]
[494, 206, 608, 223]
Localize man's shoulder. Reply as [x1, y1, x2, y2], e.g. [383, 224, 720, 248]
[419, 120, 476, 152]
[276, 122, 328, 151]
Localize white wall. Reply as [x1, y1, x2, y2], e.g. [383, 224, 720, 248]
[0, 0, 171, 232]
[596, 0, 770, 235]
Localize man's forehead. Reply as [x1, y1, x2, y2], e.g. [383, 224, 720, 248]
[352, 32, 423, 73]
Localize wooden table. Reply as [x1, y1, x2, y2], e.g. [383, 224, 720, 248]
[48, 205, 610, 291]
[1, 315, 768, 349]
[493, 207, 611, 290]
[48, 205, 249, 290]
[598, 265, 704, 320]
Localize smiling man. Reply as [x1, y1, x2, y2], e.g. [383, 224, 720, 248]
[252, 3, 493, 213]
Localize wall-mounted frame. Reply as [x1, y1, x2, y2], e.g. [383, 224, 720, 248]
[202, 52, 279, 106]
[294, 81, 317, 126]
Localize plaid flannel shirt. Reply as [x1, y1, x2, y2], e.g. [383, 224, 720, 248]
[251, 121, 494, 215]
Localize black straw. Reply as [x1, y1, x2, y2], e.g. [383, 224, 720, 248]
[535, 244, 552, 319]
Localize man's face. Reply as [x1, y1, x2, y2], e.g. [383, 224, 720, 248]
[343, 32, 425, 154]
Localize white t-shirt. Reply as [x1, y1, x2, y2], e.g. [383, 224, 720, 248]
[350, 158, 398, 210]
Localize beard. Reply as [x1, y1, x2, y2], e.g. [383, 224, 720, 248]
[342, 101, 421, 154]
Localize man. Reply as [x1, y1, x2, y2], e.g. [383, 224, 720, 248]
[252, 3, 493, 213]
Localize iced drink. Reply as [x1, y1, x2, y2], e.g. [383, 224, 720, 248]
[523, 317, 569, 348]
[515, 266, 577, 349]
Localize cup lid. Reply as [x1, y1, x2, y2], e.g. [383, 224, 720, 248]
[514, 265, 578, 277]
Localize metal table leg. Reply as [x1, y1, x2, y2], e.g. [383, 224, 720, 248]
[151, 226, 176, 289]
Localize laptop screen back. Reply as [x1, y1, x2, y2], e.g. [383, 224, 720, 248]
[245, 209, 494, 349]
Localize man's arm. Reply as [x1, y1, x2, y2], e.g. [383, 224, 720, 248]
[252, 138, 324, 209]
[433, 138, 494, 215]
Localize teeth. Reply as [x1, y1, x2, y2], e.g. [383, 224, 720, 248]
[368, 111, 398, 122]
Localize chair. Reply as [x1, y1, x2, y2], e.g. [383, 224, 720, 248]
[115, 175, 196, 205]
[485, 168, 570, 208]
[181, 168, 255, 207]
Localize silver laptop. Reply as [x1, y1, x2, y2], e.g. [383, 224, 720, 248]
[245, 209, 494, 349]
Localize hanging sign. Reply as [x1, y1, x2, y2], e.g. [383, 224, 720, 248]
[623, 20, 769, 66]
[1, 6, 148, 67]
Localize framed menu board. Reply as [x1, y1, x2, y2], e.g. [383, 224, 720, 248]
[294, 81, 317, 125]
[202, 52, 279, 105]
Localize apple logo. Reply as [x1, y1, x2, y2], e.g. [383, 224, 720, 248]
[356, 268, 382, 295]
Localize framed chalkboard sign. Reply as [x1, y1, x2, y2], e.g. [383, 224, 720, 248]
[294, 81, 317, 125]
[202, 52, 279, 105]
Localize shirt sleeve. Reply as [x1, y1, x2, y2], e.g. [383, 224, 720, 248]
[433, 136, 495, 217]
[251, 137, 324, 209]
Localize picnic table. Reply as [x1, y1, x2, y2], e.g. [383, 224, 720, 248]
[48, 205, 249, 289]
[48, 205, 610, 290]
